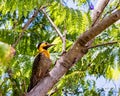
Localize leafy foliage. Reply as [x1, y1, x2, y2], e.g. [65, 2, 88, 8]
[48, 1, 89, 36]
[0, 0, 120, 96]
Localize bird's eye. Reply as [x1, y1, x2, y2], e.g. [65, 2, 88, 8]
[45, 42, 47, 45]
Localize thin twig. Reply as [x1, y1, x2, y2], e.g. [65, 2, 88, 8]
[40, 8, 63, 40]
[62, 30, 67, 53]
[12, 7, 43, 48]
[40, 8, 67, 52]
[12, 32, 24, 48]
[88, 41, 118, 49]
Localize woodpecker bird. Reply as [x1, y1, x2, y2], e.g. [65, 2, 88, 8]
[27, 42, 54, 92]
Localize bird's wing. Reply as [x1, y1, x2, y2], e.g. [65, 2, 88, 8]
[27, 53, 52, 92]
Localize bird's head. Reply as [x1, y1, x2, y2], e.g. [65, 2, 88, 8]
[37, 42, 54, 53]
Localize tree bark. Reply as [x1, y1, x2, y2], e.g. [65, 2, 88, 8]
[86, 0, 110, 47]
[26, 9, 120, 96]
[91, 0, 110, 26]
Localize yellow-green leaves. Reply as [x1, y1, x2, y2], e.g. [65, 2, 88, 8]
[49, 37, 73, 52]
[48, 2, 90, 37]
[0, 0, 51, 17]
[106, 65, 120, 80]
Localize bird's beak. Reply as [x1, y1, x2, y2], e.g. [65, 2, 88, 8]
[47, 44, 55, 48]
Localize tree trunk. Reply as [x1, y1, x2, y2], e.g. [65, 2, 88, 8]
[26, 9, 120, 96]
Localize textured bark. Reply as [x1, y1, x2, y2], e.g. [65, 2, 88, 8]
[86, 0, 110, 47]
[26, 9, 120, 96]
[91, 0, 110, 26]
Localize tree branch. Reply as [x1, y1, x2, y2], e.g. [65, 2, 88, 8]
[86, 0, 110, 47]
[62, 30, 67, 53]
[92, 0, 110, 26]
[88, 41, 118, 49]
[40, 8, 63, 40]
[103, 0, 120, 18]
[40, 8, 66, 52]
[26, 9, 120, 96]
[12, 7, 43, 48]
